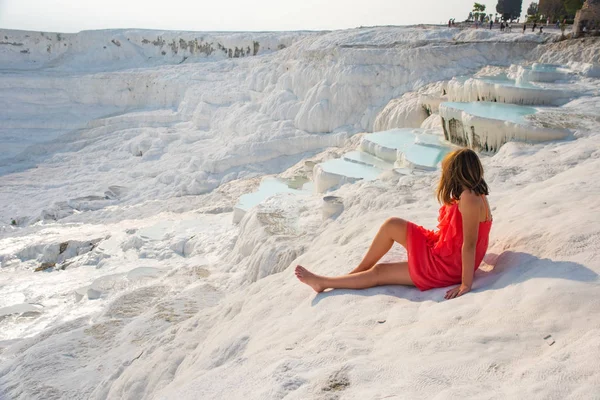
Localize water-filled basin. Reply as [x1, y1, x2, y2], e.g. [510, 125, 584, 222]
[403, 143, 450, 169]
[364, 129, 417, 151]
[531, 63, 564, 72]
[319, 158, 382, 180]
[414, 132, 446, 147]
[343, 150, 394, 170]
[441, 102, 537, 124]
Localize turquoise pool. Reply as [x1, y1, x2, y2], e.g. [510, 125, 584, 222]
[442, 102, 537, 124]
[531, 63, 564, 72]
[319, 158, 382, 180]
[364, 128, 418, 151]
[403, 143, 449, 169]
[343, 150, 394, 170]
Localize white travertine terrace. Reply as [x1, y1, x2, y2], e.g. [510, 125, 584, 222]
[440, 101, 570, 152]
[446, 75, 573, 106]
[509, 63, 573, 83]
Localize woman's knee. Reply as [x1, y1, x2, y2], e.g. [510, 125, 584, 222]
[371, 262, 412, 286]
[370, 263, 386, 286]
[371, 262, 399, 286]
[382, 217, 408, 244]
[383, 217, 407, 233]
[382, 216, 398, 227]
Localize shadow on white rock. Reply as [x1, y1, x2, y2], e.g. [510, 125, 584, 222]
[0, 303, 44, 320]
[74, 267, 165, 302]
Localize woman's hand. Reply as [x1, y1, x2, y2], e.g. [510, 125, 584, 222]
[445, 283, 471, 300]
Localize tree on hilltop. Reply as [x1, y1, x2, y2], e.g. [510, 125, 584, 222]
[496, 0, 524, 21]
[562, 0, 584, 16]
[527, 2, 540, 22]
[527, 2, 539, 15]
[473, 2, 487, 21]
[539, 0, 565, 21]
[539, 0, 585, 21]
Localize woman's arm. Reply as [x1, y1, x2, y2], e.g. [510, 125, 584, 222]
[445, 191, 480, 300]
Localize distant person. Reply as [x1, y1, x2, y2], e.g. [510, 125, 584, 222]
[500, 22, 505, 31]
[296, 149, 493, 299]
[547, 17, 550, 26]
[523, 23, 527, 33]
[540, 26, 544, 33]
[507, 22, 512, 32]
[556, 20, 560, 29]
[533, 22, 537, 32]
[490, 20, 493, 30]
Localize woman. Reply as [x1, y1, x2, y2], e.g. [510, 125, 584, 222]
[295, 148, 492, 300]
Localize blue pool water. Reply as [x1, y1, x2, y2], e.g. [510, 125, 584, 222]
[415, 132, 445, 147]
[442, 102, 537, 124]
[319, 158, 382, 180]
[404, 143, 449, 169]
[531, 63, 563, 72]
[363, 128, 418, 151]
[362, 128, 451, 169]
[343, 150, 394, 170]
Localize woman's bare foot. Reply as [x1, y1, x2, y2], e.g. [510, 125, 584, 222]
[295, 265, 326, 293]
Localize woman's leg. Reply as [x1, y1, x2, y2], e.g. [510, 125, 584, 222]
[349, 218, 408, 274]
[295, 262, 414, 293]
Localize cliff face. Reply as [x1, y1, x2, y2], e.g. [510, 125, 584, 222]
[574, 0, 600, 36]
[0, 29, 308, 71]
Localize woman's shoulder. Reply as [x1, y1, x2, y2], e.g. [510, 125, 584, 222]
[458, 190, 481, 210]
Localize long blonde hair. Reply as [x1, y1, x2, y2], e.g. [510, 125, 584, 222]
[436, 148, 489, 205]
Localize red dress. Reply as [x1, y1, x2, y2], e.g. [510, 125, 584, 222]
[406, 200, 492, 291]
